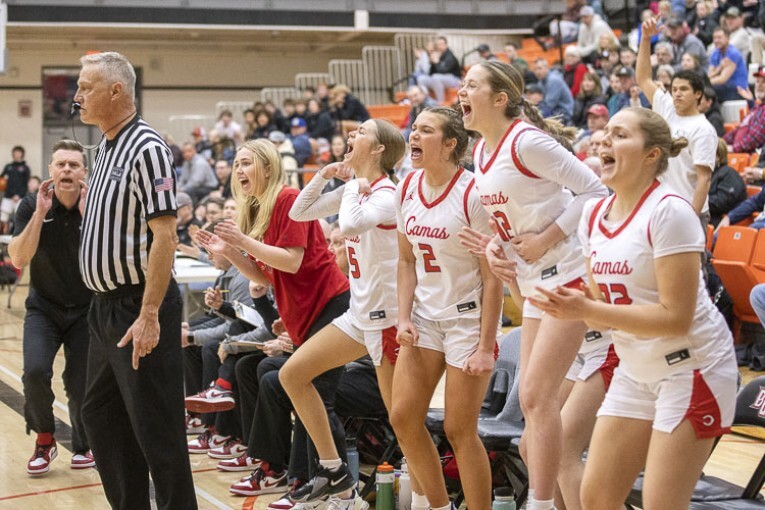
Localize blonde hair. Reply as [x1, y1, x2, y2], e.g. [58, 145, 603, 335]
[231, 139, 285, 240]
[627, 108, 688, 175]
[475, 60, 578, 151]
[715, 138, 728, 168]
[371, 119, 407, 183]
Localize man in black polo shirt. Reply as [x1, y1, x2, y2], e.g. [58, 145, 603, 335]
[9, 140, 92, 476]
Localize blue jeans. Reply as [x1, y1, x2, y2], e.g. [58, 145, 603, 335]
[752, 284, 765, 326]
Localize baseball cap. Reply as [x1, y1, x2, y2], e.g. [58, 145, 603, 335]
[176, 192, 193, 209]
[477, 44, 491, 53]
[526, 83, 544, 95]
[616, 66, 635, 77]
[268, 131, 286, 143]
[580, 5, 594, 16]
[564, 45, 580, 58]
[724, 6, 742, 17]
[753, 65, 765, 79]
[191, 126, 206, 138]
[587, 104, 609, 118]
[290, 117, 307, 128]
[665, 16, 684, 28]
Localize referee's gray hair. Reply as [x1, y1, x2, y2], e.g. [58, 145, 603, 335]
[80, 52, 136, 102]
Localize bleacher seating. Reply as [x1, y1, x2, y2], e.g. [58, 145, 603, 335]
[367, 104, 411, 127]
[729, 153, 751, 174]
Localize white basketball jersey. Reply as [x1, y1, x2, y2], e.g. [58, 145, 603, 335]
[580, 181, 734, 383]
[342, 176, 399, 330]
[473, 119, 607, 296]
[579, 328, 613, 355]
[396, 168, 492, 321]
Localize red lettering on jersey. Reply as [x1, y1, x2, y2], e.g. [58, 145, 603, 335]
[479, 191, 509, 206]
[590, 251, 634, 276]
[345, 235, 360, 244]
[405, 216, 450, 240]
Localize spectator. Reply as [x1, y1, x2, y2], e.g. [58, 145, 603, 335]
[613, 66, 651, 113]
[656, 64, 676, 89]
[164, 133, 183, 170]
[267, 131, 299, 177]
[619, 47, 637, 69]
[210, 159, 232, 199]
[664, 16, 709, 72]
[305, 98, 335, 141]
[477, 44, 498, 61]
[504, 42, 532, 81]
[289, 117, 314, 167]
[180, 142, 219, 203]
[208, 130, 236, 166]
[551, 0, 586, 43]
[577, 5, 616, 62]
[723, 66, 765, 153]
[524, 82, 546, 106]
[176, 192, 203, 246]
[606, 71, 624, 115]
[402, 84, 437, 139]
[26, 175, 41, 197]
[294, 100, 308, 121]
[267, 100, 289, 133]
[1, 145, 31, 233]
[692, 0, 718, 46]
[681, 52, 708, 83]
[572, 72, 607, 128]
[708, 27, 749, 101]
[329, 84, 370, 135]
[411, 42, 434, 86]
[533, 58, 575, 124]
[721, 7, 751, 63]
[597, 44, 622, 86]
[191, 126, 212, 162]
[652, 41, 675, 74]
[587, 128, 605, 158]
[251, 110, 277, 140]
[585, 104, 610, 135]
[223, 197, 238, 221]
[699, 87, 726, 136]
[717, 186, 765, 230]
[243, 108, 257, 140]
[214, 109, 244, 146]
[563, 46, 589, 96]
[203, 197, 225, 226]
[709, 139, 748, 228]
[416, 36, 462, 104]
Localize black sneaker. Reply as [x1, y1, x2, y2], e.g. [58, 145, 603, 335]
[290, 463, 355, 502]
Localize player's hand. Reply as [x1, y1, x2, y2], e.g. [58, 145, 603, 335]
[396, 319, 419, 347]
[117, 311, 160, 370]
[356, 177, 371, 195]
[214, 219, 248, 249]
[458, 226, 493, 258]
[510, 232, 548, 264]
[527, 285, 592, 321]
[205, 286, 223, 310]
[485, 234, 518, 283]
[642, 15, 659, 38]
[36, 179, 54, 215]
[463, 349, 495, 376]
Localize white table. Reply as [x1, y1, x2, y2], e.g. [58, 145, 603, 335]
[0, 235, 21, 308]
[174, 255, 220, 321]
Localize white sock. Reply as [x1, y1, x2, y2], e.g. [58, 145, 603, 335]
[431, 504, 452, 510]
[528, 497, 555, 510]
[319, 458, 343, 471]
[411, 492, 429, 510]
[528, 489, 535, 501]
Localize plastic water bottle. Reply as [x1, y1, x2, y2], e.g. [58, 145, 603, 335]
[492, 487, 516, 510]
[376, 462, 395, 510]
[397, 458, 411, 510]
[346, 435, 359, 487]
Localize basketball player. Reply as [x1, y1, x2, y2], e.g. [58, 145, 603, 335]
[391, 106, 503, 510]
[279, 119, 408, 509]
[458, 60, 608, 510]
[530, 108, 738, 509]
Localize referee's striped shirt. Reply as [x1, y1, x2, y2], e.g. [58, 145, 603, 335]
[79, 115, 178, 293]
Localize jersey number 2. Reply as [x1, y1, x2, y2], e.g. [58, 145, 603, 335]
[347, 247, 361, 278]
[418, 243, 441, 273]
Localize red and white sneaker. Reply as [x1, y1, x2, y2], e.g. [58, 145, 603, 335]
[71, 451, 96, 469]
[188, 430, 229, 454]
[27, 440, 57, 476]
[268, 481, 327, 510]
[185, 414, 206, 435]
[208, 437, 247, 459]
[185, 384, 235, 414]
[230, 466, 288, 496]
[217, 455, 261, 472]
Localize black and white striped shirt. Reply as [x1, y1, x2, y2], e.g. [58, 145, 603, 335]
[79, 116, 177, 293]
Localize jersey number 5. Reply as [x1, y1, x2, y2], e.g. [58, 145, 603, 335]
[598, 283, 633, 305]
[347, 247, 361, 278]
[418, 243, 441, 273]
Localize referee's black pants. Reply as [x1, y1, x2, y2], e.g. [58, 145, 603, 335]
[82, 281, 197, 510]
[22, 289, 90, 453]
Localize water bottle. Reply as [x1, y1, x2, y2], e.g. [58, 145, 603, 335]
[397, 458, 411, 510]
[492, 487, 516, 510]
[346, 435, 359, 487]
[376, 462, 395, 510]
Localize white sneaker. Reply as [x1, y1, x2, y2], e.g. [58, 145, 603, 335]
[208, 438, 247, 459]
[187, 430, 229, 454]
[326, 491, 368, 510]
[185, 415, 206, 435]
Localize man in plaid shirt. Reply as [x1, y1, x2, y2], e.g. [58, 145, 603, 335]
[724, 67, 765, 154]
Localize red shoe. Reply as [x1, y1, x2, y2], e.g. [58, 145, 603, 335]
[208, 437, 247, 459]
[71, 451, 96, 469]
[27, 440, 58, 476]
[188, 429, 229, 454]
[185, 384, 235, 414]
[229, 466, 288, 496]
[217, 455, 262, 472]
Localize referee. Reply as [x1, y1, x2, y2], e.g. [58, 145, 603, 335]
[75, 52, 197, 509]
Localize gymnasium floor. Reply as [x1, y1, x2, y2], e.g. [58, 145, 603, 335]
[0, 284, 762, 509]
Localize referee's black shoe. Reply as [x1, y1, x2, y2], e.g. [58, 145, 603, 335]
[291, 463, 356, 503]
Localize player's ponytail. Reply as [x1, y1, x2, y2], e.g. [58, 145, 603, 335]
[372, 119, 406, 184]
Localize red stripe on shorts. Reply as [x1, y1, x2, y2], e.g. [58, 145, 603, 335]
[683, 369, 730, 439]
